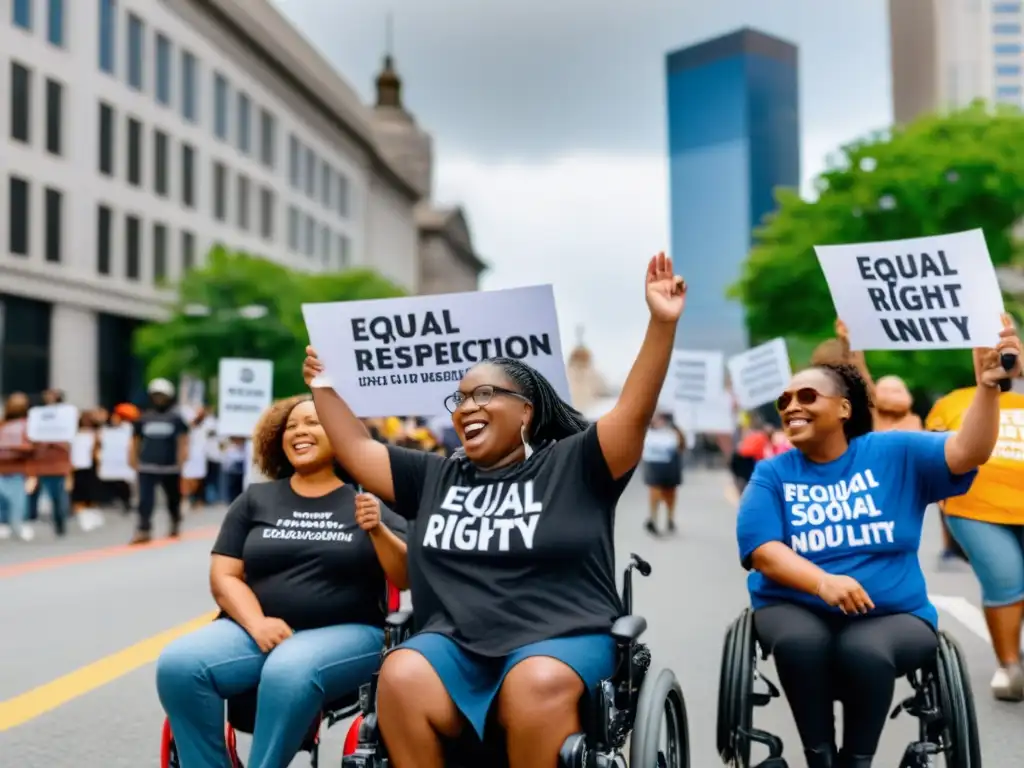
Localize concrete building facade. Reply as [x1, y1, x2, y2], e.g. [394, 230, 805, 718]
[1, 0, 420, 407]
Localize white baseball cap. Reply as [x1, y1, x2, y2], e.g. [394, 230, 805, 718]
[147, 378, 176, 397]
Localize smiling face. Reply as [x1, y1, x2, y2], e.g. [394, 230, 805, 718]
[776, 368, 851, 449]
[449, 363, 533, 466]
[281, 400, 332, 473]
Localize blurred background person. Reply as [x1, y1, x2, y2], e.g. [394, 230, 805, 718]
[641, 411, 685, 535]
[0, 393, 34, 541]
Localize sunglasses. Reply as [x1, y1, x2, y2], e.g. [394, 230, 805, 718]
[775, 387, 843, 412]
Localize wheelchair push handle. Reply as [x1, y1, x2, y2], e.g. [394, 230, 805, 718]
[999, 351, 1018, 392]
[630, 553, 652, 577]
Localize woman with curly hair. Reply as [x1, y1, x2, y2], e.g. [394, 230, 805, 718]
[735, 317, 1021, 768]
[156, 395, 407, 768]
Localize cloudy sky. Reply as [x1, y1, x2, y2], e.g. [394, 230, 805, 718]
[274, 0, 892, 384]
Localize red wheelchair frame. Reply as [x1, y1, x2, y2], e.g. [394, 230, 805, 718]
[159, 584, 402, 768]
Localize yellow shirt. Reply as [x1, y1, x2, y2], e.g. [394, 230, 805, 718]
[926, 387, 1024, 524]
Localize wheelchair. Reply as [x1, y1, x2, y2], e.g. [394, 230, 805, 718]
[716, 607, 982, 768]
[159, 585, 402, 767]
[342, 553, 690, 768]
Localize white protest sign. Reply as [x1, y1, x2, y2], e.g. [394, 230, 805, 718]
[70, 431, 96, 469]
[217, 358, 273, 437]
[674, 392, 735, 434]
[727, 338, 792, 410]
[667, 350, 724, 404]
[97, 425, 135, 481]
[302, 285, 571, 418]
[26, 404, 79, 443]
[182, 427, 208, 480]
[814, 229, 1004, 351]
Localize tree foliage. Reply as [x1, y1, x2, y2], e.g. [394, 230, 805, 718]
[134, 245, 406, 399]
[729, 102, 1024, 393]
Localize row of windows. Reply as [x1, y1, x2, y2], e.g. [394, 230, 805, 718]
[95, 204, 195, 283]
[994, 22, 1023, 35]
[95, 2, 351, 222]
[11, 0, 64, 47]
[996, 63, 1022, 76]
[996, 84, 1022, 98]
[8, 176, 63, 264]
[994, 42, 1022, 55]
[285, 206, 351, 270]
[994, 2, 1022, 14]
[9, 61, 63, 156]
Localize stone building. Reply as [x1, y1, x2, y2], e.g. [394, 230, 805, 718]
[566, 329, 616, 417]
[369, 54, 487, 294]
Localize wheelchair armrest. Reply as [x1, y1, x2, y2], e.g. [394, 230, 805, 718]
[610, 614, 647, 644]
[386, 610, 413, 630]
[383, 609, 414, 649]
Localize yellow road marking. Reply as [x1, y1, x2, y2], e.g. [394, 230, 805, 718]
[0, 610, 218, 731]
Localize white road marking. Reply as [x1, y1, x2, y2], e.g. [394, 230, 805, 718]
[929, 593, 992, 643]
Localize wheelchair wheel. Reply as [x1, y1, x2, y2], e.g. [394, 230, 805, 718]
[936, 632, 981, 768]
[160, 718, 180, 768]
[717, 608, 755, 767]
[628, 665, 689, 768]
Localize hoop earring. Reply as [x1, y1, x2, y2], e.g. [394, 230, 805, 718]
[521, 424, 534, 459]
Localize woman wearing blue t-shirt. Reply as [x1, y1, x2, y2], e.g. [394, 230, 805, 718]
[736, 320, 1021, 768]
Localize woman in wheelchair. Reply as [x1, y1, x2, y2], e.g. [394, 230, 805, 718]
[304, 254, 686, 768]
[156, 395, 408, 768]
[736, 326, 1022, 768]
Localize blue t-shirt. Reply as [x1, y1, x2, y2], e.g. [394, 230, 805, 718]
[736, 431, 977, 628]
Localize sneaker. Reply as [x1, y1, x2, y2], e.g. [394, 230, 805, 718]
[644, 520, 659, 536]
[991, 664, 1024, 701]
[17, 524, 34, 542]
[130, 530, 152, 545]
[0, 524, 11, 540]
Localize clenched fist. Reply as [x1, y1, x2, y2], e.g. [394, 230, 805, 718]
[355, 492, 382, 532]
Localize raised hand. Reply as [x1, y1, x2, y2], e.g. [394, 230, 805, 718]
[645, 252, 686, 324]
[974, 314, 1022, 388]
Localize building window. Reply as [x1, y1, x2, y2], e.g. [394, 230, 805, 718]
[321, 163, 333, 208]
[153, 223, 167, 283]
[127, 117, 142, 186]
[12, 0, 32, 30]
[259, 188, 274, 241]
[10, 63, 31, 144]
[181, 230, 195, 273]
[154, 130, 169, 197]
[47, 0, 64, 45]
[289, 135, 301, 187]
[155, 33, 172, 105]
[337, 174, 349, 217]
[181, 143, 195, 208]
[320, 225, 331, 267]
[304, 148, 316, 198]
[9, 176, 30, 256]
[99, 0, 116, 73]
[997, 63, 1022, 76]
[99, 102, 115, 175]
[213, 162, 227, 221]
[127, 14, 144, 90]
[259, 109, 275, 168]
[304, 215, 315, 256]
[995, 42, 1022, 55]
[97, 205, 112, 275]
[236, 175, 250, 231]
[237, 91, 250, 153]
[994, 23, 1022, 35]
[181, 50, 197, 122]
[125, 215, 140, 280]
[45, 187, 62, 263]
[997, 84, 1022, 100]
[287, 206, 299, 250]
[214, 72, 228, 139]
[46, 78, 62, 155]
[338, 234, 350, 268]
[994, 3, 1022, 14]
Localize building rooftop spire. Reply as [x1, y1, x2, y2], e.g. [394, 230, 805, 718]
[375, 13, 402, 109]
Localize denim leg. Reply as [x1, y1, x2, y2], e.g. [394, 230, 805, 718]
[156, 618, 266, 768]
[0, 476, 10, 526]
[0, 475, 28, 534]
[249, 624, 384, 768]
[41, 476, 68, 535]
[136, 473, 158, 532]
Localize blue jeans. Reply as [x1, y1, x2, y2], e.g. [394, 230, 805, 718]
[0, 473, 27, 532]
[29, 475, 69, 535]
[156, 618, 384, 768]
[945, 515, 1024, 606]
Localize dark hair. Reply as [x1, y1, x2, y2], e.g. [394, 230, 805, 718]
[3, 392, 29, 420]
[487, 357, 589, 443]
[813, 363, 873, 441]
[252, 394, 354, 483]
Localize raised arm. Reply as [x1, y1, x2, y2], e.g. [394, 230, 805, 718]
[303, 347, 397, 503]
[945, 316, 1022, 474]
[596, 253, 685, 480]
[834, 319, 876, 395]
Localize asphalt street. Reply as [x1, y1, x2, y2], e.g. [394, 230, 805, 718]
[1, 471, 1022, 767]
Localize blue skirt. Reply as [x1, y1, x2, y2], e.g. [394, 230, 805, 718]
[397, 632, 616, 740]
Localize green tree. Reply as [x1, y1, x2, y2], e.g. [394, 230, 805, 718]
[133, 245, 406, 398]
[729, 102, 1024, 393]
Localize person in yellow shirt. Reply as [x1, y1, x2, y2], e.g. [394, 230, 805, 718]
[927, 383, 1024, 702]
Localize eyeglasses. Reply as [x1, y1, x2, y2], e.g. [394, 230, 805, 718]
[775, 387, 842, 412]
[444, 385, 530, 414]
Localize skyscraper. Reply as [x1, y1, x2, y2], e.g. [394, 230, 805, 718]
[665, 28, 800, 356]
[889, 0, 1022, 124]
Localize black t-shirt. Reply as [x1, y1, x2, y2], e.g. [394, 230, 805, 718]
[212, 479, 408, 631]
[387, 425, 633, 657]
[133, 409, 188, 473]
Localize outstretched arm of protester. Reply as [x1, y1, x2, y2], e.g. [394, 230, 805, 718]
[946, 315, 1022, 474]
[835, 319, 876, 396]
[597, 253, 685, 480]
[303, 348, 396, 503]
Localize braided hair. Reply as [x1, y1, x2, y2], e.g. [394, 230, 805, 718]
[813, 363, 874, 441]
[488, 357, 589, 442]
